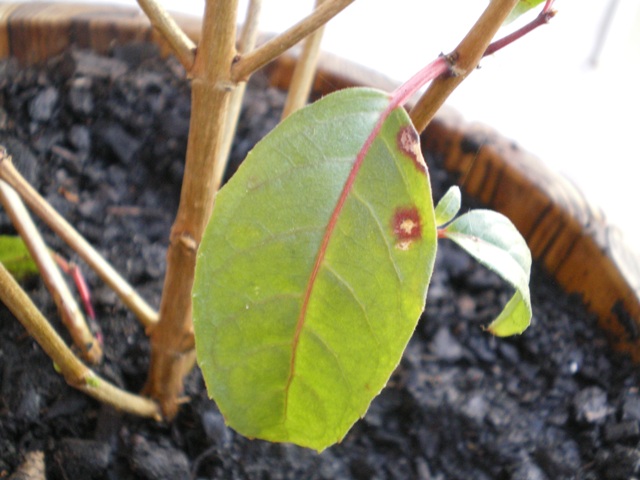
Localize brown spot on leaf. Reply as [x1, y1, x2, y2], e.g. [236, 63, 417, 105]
[397, 125, 427, 174]
[392, 207, 422, 250]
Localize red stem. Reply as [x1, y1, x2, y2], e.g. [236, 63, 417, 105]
[71, 266, 96, 320]
[484, 1, 556, 56]
[390, 57, 450, 110]
[543, 0, 555, 13]
[54, 253, 96, 320]
[393, 0, 557, 110]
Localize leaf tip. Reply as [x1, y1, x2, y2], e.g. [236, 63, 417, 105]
[485, 322, 529, 337]
[434, 186, 461, 227]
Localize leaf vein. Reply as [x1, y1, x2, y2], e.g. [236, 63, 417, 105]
[351, 190, 402, 282]
[306, 327, 353, 396]
[322, 263, 382, 349]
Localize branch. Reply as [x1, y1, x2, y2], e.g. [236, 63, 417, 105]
[136, 0, 196, 70]
[0, 261, 161, 419]
[410, 0, 520, 133]
[0, 155, 158, 330]
[0, 179, 102, 364]
[144, 0, 240, 420]
[215, 0, 263, 185]
[281, 0, 328, 119]
[231, 0, 355, 82]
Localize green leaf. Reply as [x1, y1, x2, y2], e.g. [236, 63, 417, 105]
[441, 210, 532, 336]
[0, 235, 38, 280]
[193, 88, 437, 451]
[434, 186, 461, 227]
[506, 0, 546, 24]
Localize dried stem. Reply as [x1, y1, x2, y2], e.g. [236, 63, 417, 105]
[410, 0, 520, 133]
[0, 179, 102, 364]
[136, 0, 196, 70]
[215, 0, 263, 185]
[238, 1, 263, 61]
[231, 0, 355, 82]
[0, 262, 161, 419]
[144, 0, 240, 419]
[281, 0, 328, 119]
[0, 157, 158, 330]
[7, 450, 44, 479]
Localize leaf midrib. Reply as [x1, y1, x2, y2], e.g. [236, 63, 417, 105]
[282, 100, 395, 419]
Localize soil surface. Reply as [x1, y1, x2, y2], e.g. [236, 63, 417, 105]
[1, 45, 639, 480]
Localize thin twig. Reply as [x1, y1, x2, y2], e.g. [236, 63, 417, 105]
[231, 0, 355, 82]
[136, 0, 196, 70]
[215, 0, 263, 185]
[410, 0, 520, 133]
[0, 261, 161, 419]
[0, 179, 102, 364]
[238, 0, 263, 53]
[281, 0, 328, 119]
[0, 156, 159, 330]
[485, 2, 556, 56]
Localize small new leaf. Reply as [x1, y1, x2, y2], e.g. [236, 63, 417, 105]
[505, 0, 546, 24]
[434, 186, 461, 227]
[441, 210, 532, 336]
[0, 235, 38, 280]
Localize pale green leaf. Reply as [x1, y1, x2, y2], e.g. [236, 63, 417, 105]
[434, 186, 461, 227]
[441, 210, 532, 336]
[506, 0, 546, 24]
[193, 88, 437, 451]
[0, 235, 38, 280]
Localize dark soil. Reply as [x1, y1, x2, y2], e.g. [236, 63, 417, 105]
[1, 45, 639, 480]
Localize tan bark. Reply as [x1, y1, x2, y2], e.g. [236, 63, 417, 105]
[143, 0, 240, 419]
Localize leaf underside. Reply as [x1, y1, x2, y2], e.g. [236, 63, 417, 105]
[193, 88, 437, 451]
[443, 210, 532, 336]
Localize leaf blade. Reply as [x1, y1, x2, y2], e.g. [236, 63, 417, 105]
[193, 88, 437, 450]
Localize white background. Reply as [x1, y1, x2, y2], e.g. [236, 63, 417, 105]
[18, 0, 640, 249]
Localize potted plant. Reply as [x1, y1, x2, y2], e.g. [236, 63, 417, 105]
[1, 0, 640, 476]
